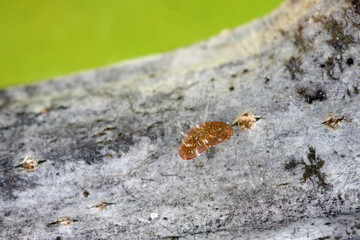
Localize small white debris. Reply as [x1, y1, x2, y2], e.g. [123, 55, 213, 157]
[150, 212, 158, 219]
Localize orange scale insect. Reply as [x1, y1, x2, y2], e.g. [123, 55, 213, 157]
[179, 121, 234, 160]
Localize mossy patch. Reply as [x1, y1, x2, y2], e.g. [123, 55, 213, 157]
[285, 56, 304, 80]
[324, 17, 354, 53]
[300, 146, 330, 190]
[323, 57, 339, 80]
[293, 24, 313, 53]
[315, 15, 355, 80]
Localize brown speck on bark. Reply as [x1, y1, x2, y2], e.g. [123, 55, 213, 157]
[15, 156, 46, 171]
[232, 113, 260, 131]
[92, 202, 114, 210]
[322, 114, 346, 130]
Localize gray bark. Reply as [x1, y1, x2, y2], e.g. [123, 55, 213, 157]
[1, 0, 360, 239]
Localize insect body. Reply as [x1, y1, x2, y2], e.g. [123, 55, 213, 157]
[179, 121, 234, 160]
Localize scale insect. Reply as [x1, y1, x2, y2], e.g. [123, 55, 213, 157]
[178, 121, 234, 160]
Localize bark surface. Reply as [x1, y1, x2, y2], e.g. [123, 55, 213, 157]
[1, 0, 360, 239]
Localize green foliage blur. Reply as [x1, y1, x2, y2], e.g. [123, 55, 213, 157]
[0, 0, 283, 88]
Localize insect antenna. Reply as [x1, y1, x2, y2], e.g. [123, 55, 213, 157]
[203, 104, 208, 124]
[177, 127, 186, 137]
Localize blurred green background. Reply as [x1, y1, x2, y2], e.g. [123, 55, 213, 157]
[0, 0, 283, 89]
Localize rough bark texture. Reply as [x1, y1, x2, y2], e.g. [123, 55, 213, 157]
[1, 0, 360, 239]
